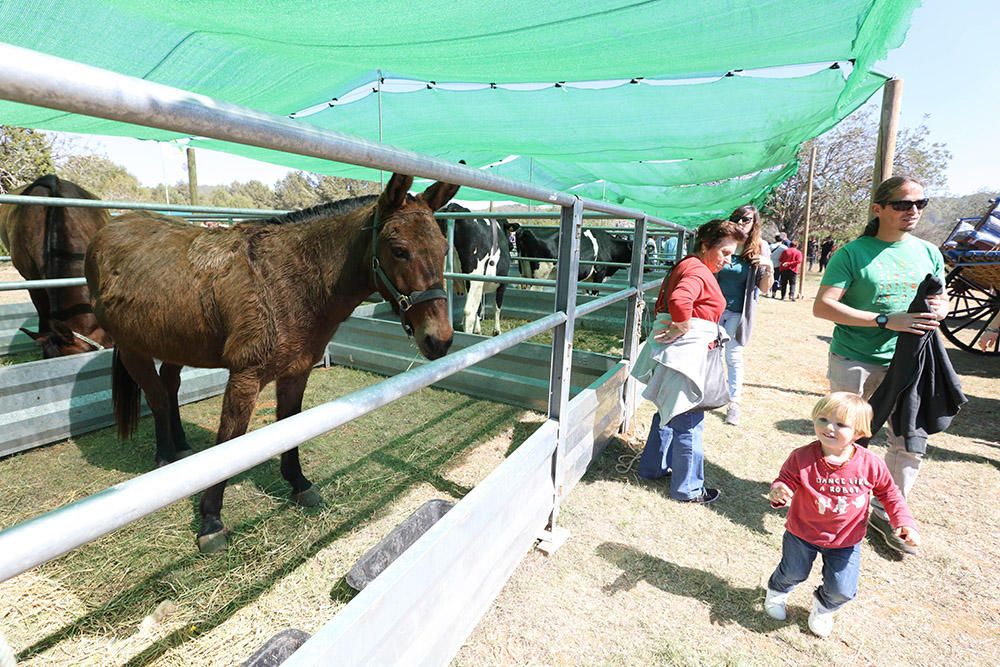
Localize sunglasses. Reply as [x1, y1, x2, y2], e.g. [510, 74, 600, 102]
[737, 215, 753, 223]
[880, 198, 929, 211]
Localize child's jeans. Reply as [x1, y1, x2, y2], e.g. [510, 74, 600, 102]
[768, 531, 861, 611]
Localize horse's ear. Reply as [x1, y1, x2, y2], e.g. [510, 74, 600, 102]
[377, 173, 415, 218]
[19, 327, 44, 342]
[419, 180, 462, 212]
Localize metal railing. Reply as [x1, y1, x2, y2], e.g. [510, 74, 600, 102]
[0, 40, 673, 664]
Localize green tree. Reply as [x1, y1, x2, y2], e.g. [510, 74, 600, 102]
[763, 107, 952, 243]
[274, 171, 320, 209]
[58, 153, 147, 201]
[0, 126, 56, 193]
[315, 175, 380, 202]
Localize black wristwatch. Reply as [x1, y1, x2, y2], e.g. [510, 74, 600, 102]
[875, 313, 889, 329]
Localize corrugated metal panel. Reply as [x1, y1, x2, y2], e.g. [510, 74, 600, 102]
[328, 315, 617, 409]
[0, 350, 228, 458]
[0, 302, 39, 357]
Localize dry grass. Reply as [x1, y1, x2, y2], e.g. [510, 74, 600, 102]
[0, 365, 542, 666]
[0, 271, 997, 666]
[454, 271, 1000, 667]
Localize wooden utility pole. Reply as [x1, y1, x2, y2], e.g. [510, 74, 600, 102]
[871, 78, 903, 202]
[186, 147, 199, 205]
[798, 143, 817, 299]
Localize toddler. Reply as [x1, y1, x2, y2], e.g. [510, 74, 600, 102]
[764, 392, 920, 637]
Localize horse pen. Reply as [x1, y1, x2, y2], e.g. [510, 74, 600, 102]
[0, 44, 689, 665]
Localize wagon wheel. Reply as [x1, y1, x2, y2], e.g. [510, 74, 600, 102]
[940, 269, 1000, 355]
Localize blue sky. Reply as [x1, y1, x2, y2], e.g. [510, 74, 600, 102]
[58, 1, 996, 197]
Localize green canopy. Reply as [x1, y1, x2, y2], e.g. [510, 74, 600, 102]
[0, 0, 920, 224]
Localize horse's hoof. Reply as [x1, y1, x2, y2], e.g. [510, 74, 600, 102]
[175, 448, 194, 460]
[293, 486, 323, 508]
[196, 530, 228, 554]
[155, 459, 171, 469]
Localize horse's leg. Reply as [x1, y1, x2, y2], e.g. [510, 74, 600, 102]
[493, 283, 506, 336]
[27, 288, 50, 332]
[159, 362, 193, 460]
[276, 373, 322, 508]
[197, 370, 260, 554]
[116, 348, 176, 467]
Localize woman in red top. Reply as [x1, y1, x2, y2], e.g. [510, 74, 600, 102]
[637, 219, 745, 503]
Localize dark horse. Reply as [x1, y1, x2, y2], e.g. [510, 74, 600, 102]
[0, 175, 112, 356]
[85, 173, 459, 552]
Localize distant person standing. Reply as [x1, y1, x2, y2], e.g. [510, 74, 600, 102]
[776, 241, 803, 300]
[806, 238, 818, 272]
[819, 237, 835, 272]
[769, 233, 789, 295]
[813, 175, 947, 556]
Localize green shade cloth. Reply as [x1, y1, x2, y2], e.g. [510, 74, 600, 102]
[0, 0, 920, 225]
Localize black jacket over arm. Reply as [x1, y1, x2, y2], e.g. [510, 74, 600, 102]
[866, 274, 968, 454]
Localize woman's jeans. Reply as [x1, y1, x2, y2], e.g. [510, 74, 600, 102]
[768, 531, 861, 611]
[719, 309, 744, 404]
[637, 411, 705, 501]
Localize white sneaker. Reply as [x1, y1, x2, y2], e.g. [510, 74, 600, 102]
[764, 588, 789, 620]
[808, 596, 835, 638]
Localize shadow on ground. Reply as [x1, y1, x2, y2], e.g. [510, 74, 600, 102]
[595, 541, 804, 633]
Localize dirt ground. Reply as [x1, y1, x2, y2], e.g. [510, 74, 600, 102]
[453, 271, 999, 667]
[0, 264, 28, 305]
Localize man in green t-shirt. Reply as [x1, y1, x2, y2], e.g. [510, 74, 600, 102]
[813, 177, 948, 556]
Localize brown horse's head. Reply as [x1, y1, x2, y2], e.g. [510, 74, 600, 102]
[20, 320, 112, 358]
[372, 174, 460, 360]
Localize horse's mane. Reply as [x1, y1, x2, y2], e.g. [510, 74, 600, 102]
[257, 194, 379, 226]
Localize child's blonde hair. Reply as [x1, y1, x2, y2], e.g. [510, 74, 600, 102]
[811, 392, 873, 438]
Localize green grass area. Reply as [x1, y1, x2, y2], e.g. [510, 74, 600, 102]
[0, 365, 543, 665]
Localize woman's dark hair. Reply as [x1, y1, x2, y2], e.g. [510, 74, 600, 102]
[862, 176, 923, 237]
[696, 219, 746, 250]
[728, 204, 762, 261]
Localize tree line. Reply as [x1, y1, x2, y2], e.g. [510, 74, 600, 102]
[0, 127, 380, 212]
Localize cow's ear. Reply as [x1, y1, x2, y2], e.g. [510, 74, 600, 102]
[503, 221, 521, 233]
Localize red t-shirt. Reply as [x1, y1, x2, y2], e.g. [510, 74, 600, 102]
[771, 441, 915, 549]
[778, 246, 803, 273]
[654, 255, 726, 323]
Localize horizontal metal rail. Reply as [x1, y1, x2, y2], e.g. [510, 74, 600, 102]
[0, 193, 286, 217]
[0, 277, 86, 291]
[0, 310, 567, 582]
[0, 43, 679, 227]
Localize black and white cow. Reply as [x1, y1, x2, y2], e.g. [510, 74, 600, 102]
[503, 223, 633, 290]
[439, 203, 511, 335]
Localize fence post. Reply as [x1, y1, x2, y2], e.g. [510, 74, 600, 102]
[539, 197, 582, 554]
[620, 215, 648, 435]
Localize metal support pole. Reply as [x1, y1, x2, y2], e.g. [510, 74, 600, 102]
[620, 215, 648, 434]
[799, 143, 817, 299]
[186, 147, 199, 205]
[871, 78, 903, 203]
[540, 198, 582, 552]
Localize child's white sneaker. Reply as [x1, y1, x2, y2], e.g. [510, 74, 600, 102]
[764, 588, 789, 620]
[808, 596, 835, 638]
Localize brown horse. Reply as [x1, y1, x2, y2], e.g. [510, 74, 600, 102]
[0, 175, 112, 356]
[85, 173, 459, 552]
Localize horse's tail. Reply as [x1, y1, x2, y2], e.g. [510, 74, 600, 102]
[112, 349, 141, 440]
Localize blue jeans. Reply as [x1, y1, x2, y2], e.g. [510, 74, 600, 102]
[768, 531, 861, 611]
[637, 410, 705, 501]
